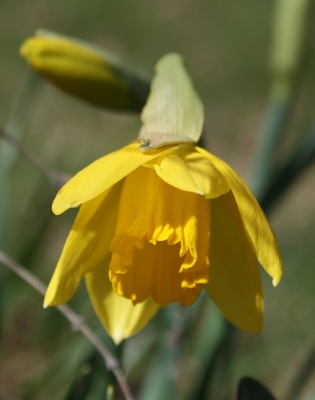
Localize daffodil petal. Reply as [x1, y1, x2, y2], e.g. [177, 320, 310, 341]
[197, 147, 282, 285]
[44, 182, 122, 307]
[85, 263, 159, 344]
[52, 142, 173, 215]
[206, 191, 264, 333]
[152, 147, 230, 198]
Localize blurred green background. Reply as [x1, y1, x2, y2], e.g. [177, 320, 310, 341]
[1, 0, 315, 399]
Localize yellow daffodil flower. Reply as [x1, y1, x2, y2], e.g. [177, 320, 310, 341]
[44, 54, 282, 344]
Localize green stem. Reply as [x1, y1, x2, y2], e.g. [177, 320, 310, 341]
[250, 78, 293, 198]
[259, 125, 315, 211]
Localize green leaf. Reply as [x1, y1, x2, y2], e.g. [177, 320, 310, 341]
[139, 53, 204, 149]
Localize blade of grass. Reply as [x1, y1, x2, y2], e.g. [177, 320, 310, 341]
[259, 126, 315, 212]
[250, 83, 293, 199]
[0, 72, 42, 345]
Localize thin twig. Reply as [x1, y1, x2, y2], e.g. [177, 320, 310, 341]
[0, 126, 70, 189]
[0, 249, 134, 400]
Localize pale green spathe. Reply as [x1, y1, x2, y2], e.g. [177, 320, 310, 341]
[139, 54, 204, 149]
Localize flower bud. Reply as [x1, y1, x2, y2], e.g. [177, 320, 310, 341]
[20, 30, 150, 111]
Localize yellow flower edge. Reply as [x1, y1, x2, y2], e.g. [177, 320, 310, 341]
[44, 142, 282, 343]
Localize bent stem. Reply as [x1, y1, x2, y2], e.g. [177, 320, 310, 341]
[0, 249, 134, 400]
